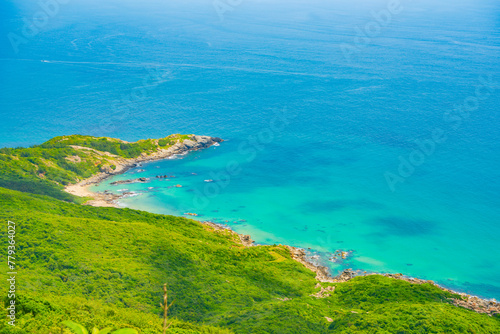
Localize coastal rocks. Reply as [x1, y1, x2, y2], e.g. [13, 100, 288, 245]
[201, 221, 254, 247]
[182, 139, 197, 149]
[203, 221, 228, 231]
[332, 269, 356, 282]
[329, 250, 353, 263]
[239, 234, 254, 247]
[194, 135, 223, 147]
[67, 135, 223, 194]
[170, 136, 222, 154]
[110, 177, 149, 185]
[284, 245, 335, 283]
[452, 296, 500, 316]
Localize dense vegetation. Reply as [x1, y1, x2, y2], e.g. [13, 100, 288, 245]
[0, 188, 498, 333]
[0, 136, 498, 333]
[0, 134, 189, 203]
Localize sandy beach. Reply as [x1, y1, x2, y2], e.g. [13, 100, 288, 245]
[64, 135, 222, 208]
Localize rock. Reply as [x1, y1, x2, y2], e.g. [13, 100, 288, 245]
[333, 269, 355, 282]
[240, 235, 254, 247]
[182, 139, 197, 149]
[194, 135, 211, 145]
[110, 178, 149, 185]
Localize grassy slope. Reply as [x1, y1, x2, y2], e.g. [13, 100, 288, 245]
[0, 188, 498, 334]
[0, 134, 190, 203]
[0, 136, 498, 333]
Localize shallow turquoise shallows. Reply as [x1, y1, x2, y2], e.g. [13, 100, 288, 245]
[1, 0, 499, 299]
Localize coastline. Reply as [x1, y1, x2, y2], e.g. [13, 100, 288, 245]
[63, 137, 500, 317]
[65, 135, 222, 207]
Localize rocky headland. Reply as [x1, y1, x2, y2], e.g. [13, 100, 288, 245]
[64, 135, 222, 207]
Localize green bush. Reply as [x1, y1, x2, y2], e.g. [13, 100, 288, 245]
[0, 187, 498, 333]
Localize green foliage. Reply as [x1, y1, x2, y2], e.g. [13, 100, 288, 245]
[62, 320, 138, 334]
[158, 139, 171, 147]
[0, 176, 81, 203]
[0, 134, 498, 333]
[0, 134, 191, 202]
[0, 293, 231, 334]
[63, 321, 89, 334]
[0, 188, 498, 333]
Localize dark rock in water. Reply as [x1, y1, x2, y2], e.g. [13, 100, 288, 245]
[110, 177, 149, 185]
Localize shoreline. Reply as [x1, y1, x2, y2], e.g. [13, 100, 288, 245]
[65, 135, 222, 207]
[63, 137, 500, 317]
[194, 222, 500, 316]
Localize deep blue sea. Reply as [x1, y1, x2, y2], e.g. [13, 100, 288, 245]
[1, 0, 499, 299]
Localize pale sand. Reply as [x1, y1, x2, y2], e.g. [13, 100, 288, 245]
[65, 183, 120, 207]
[63, 135, 222, 208]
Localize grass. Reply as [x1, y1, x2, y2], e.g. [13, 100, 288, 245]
[0, 187, 498, 333]
[0, 135, 498, 333]
[0, 134, 193, 203]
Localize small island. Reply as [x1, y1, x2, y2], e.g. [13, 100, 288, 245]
[0, 134, 498, 333]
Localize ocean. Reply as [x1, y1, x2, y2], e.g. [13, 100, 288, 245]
[1, 0, 499, 299]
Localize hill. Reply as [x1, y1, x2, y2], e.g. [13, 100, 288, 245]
[0, 135, 498, 333]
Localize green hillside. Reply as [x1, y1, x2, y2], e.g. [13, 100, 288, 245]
[0, 136, 498, 333]
[0, 188, 498, 333]
[0, 134, 191, 203]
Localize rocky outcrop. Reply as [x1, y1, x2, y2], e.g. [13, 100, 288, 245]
[110, 177, 149, 186]
[284, 246, 335, 283]
[110, 177, 149, 185]
[202, 221, 255, 247]
[67, 135, 223, 189]
[332, 268, 357, 282]
[239, 234, 254, 247]
[168, 136, 222, 154]
[452, 296, 500, 316]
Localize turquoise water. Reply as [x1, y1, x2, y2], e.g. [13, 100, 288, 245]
[2, 0, 500, 298]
